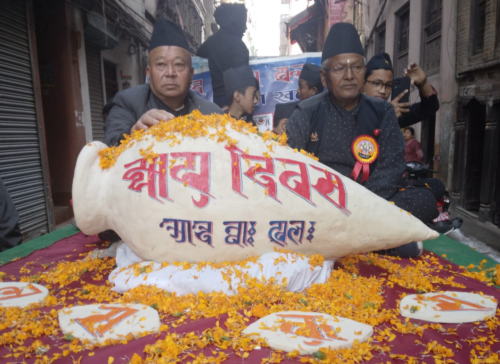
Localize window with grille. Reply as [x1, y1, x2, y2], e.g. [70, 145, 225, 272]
[394, 5, 410, 77]
[376, 23, 386, 54]
[471, 0, 487, 55]
[422, 0, 442, 73]
[397, 10, 409, 54]
[497, 5, 500, 47]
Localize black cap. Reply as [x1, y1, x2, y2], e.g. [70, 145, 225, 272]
[365, 52, 393, 79]
[214, 3, 247, 29]
[321, 22, 364, 63]
[224, 66, 258, 99]
[148, 19, 191, 53]
[274, 101, 299, 122]
[299, 63, 323, 92]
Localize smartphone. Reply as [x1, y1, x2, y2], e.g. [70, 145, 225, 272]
[391, 77, 411, 103]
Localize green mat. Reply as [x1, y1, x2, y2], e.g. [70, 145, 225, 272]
[424, 234, 499, 270]
[0, 225, 80, 266]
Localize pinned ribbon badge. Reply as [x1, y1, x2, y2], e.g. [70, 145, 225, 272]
[351, 135, 379, 182]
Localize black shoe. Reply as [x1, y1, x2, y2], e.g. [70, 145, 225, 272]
[97, 230, 121, 243]
[429, 220, 455, 235]
[451, 217, 463, 230]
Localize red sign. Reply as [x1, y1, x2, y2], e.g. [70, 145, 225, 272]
[273, 65, 303, 83]
[329, 0, 353, 28]
[123, 152, 214, 209]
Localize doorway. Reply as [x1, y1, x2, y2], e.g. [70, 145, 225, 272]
[420, 115, 436, 168]
[463, 99, 486, 211]
[103, 60, 118, 103]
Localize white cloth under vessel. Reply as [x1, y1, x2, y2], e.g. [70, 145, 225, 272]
[109, 243, 334, 295]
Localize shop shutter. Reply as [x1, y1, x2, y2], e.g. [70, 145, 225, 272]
[85, 40, 105, 141]
[0, 0, 51, 240]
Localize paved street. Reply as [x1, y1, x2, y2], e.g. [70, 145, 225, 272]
[448, 230, 500, 264]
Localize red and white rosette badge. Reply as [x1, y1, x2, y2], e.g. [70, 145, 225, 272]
[351, 135, 379, 182]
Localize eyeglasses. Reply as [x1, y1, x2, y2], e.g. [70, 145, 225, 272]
[365, 80, 393, 90]
[323, 64, 365, 76]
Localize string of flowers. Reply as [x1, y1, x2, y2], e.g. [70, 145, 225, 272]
[97, 111, 317, 170]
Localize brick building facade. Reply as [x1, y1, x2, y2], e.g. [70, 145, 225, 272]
[452, 0, 500, 247]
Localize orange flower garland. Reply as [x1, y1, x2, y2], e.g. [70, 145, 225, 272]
[97, 111, 318, 170]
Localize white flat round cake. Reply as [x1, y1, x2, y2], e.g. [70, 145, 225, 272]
[0, 282, 48, 308]
[58, 304, 160, 344]
[242, 311, 373, 354]
[399, 291, 498, 323]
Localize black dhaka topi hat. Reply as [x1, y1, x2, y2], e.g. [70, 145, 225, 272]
[274, 101, 299, 121]
[224, 66, 259, 97]
[148, 19, 191, 53]
[321, 22, 364, 63]
[299, 63, 323, 91]
[365, 52, 393, 79]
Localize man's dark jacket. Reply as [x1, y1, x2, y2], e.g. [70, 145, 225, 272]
[0, 177, 22, 252]
[286, 92, 406, 200]
[103, 84, 222, 146]
[196, 28, 249, 100]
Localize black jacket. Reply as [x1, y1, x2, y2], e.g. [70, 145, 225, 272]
[0, 177, 22, 252]
[103, 84, 222, 146]
[398, 94, 440, 128]
[196, 28, 249, 99]
[286, 93, 406, 200]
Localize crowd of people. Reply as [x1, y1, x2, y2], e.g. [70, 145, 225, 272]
[0, 5, 447, 258]
[104, 16, 448, 258]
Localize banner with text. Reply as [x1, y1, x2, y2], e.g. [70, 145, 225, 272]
[190, 53, 322, 131]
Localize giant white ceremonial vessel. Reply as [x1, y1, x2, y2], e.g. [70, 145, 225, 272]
[72, 113, 438, 263]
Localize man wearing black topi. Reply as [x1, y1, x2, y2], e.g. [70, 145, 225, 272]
[286, 23, 439, 258]
[104, 19, 222, 147]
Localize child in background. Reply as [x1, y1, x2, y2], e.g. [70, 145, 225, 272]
[297, 63, 324, 101]
[223, 65, 259, 122]
[273, 101, 299, 135]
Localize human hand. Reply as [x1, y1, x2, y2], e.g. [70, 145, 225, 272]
[404, 62, 427, 87]
[131, 109, 174, 132]
[391, 90, 410, 118]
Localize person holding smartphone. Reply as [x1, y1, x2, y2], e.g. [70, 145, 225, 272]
[362, 53, 455, 235]
[363, 53, 439, 128]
